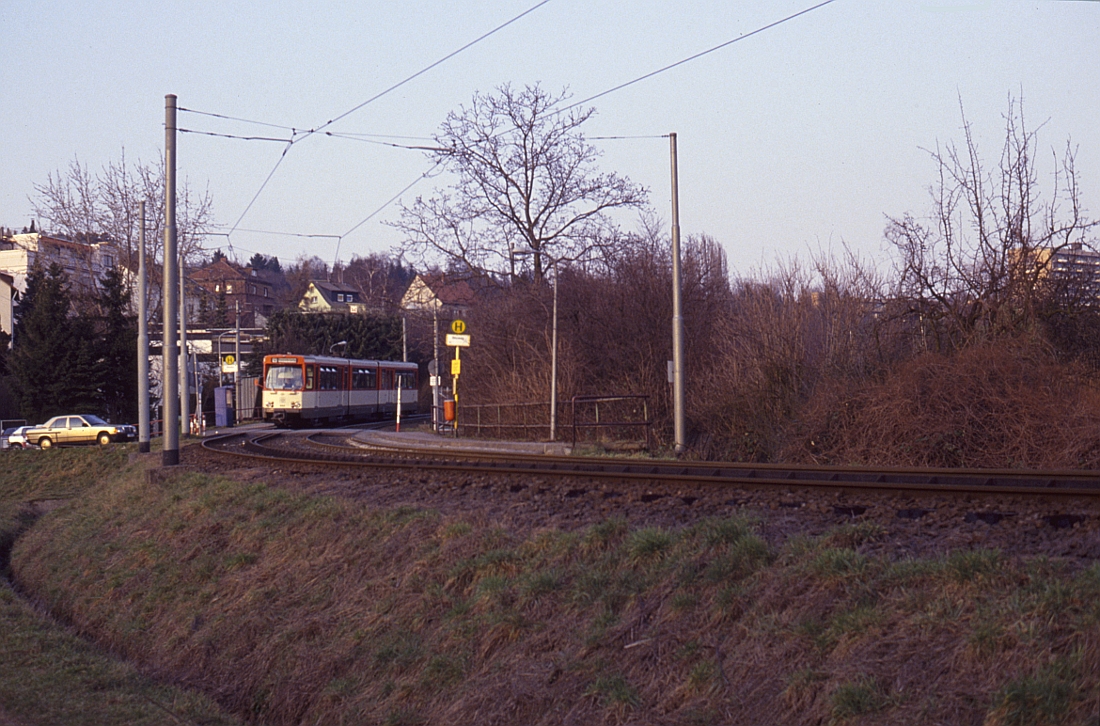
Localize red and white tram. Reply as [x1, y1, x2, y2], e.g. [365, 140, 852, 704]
[261, 354, 418, 427]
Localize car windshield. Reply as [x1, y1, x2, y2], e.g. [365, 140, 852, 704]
[265, 365, 304, 391]
[83, 415, 109, 425]
[2, 428, 15, 436]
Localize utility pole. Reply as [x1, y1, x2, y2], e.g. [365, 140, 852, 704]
[669, 132, 686, 455]
[137, 200, 150, 453]
[162, 94, 180, 466]
[234, 299, 240, 424]
[179, 234, 189, 437]
[550, 263, 559, 441]
[432, 307, 440, 432]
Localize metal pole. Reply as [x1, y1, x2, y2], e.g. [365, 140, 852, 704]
[234, 300, 240, 424]
[433, 307, 440, 432]
[162, 94, 180, 465]
[402, 315, 407, 362]
[179, 235, 189, 438]
[550, 264, 558, 441]
[669, 132, 686, 454]
[137, 200, 150, 453]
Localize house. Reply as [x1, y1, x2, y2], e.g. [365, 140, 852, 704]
[0, 232, 119, 297]
[400, 273, 475, 319]
[0, 271, 13, 346]
[298, 280, 367, 314]
[189, 258, 276, 327]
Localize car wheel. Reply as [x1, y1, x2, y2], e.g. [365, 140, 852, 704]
[39, 437, 52, 449]
[97, 432, 111, 446]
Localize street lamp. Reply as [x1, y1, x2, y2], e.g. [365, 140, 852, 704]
[330, 340, 348, 356]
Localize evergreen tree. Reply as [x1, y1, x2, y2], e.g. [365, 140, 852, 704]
[10, 264, 89, 421]
[214, 289, 229, 328]
[93, 267, 138, 423]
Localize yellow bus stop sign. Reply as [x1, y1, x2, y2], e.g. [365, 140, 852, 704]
[451, 319, 467, 334]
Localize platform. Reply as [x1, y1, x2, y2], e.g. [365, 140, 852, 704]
[353, 429, 572, 457]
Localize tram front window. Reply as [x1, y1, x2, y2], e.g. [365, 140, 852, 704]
[266, 366, 304, 391]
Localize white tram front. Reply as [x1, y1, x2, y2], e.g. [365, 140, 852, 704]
[262, 354, 418, 427]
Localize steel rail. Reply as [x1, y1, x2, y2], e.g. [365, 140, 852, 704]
[201, 431, 1100, 498]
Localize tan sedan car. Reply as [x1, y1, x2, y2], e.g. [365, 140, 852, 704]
[26, 415, 123, 449]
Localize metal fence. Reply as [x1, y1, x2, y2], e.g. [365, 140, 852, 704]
[453, 394, 652, 449]
[570, 395, 651, 449]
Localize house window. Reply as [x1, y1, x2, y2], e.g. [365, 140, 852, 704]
[264, 287, 269, 297]
[250, 285, 256, 294]
[227, 283, 234, 294]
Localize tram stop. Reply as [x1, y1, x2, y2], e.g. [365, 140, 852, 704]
[214, 385, 236, 427]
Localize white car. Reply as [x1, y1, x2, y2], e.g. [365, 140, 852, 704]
[1, 425, 34, 449]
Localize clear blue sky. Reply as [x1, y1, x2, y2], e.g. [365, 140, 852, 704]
[2, 1, 1097, 277]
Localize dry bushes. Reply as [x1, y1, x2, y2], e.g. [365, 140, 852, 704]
[784, 337, 1100, 468]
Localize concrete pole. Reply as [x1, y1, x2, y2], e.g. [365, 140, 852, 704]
[137, 201, 150, 453]
[670, 132, 686, 454]
[162, 94, 180, 465]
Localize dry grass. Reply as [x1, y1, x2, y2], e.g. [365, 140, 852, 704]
[0, 445, 242, 726]
[7, 460, 1100, 725]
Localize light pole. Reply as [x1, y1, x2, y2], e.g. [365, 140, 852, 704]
[330, 340, 348, 356]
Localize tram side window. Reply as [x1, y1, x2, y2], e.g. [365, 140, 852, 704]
[352, 368, 377, 390]
[319, 366, 340, 390]
[397, 372, 416, 389]
[305, 366, 315, 390]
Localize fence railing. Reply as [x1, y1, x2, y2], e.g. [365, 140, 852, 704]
[570, 395, 651, 449]
[452, 394, 652, 450]
[456, 401, 555, 440]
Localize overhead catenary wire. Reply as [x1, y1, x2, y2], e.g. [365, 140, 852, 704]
[178, 0, 838, 257]
[180, 0, 554, 241]
[561, 0, 838, 114]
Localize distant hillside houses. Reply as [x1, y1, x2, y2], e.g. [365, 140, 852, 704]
[298, 280, 371, 314]
[0, 232, 119, 297]
[400, 273, 475, 320]
[189, 257, 278, 327]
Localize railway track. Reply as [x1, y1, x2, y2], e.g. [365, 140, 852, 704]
[201, 430, 1100, 499]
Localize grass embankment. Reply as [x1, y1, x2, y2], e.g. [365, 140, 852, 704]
[0, 446, 242, 726]
[5, 449, 1100, 725]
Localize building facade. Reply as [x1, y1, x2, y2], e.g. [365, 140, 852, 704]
[0, 232, 119, 297]
[189, 258, 277, 327]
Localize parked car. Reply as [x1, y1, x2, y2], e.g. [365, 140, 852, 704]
[23, 415, 126, 449]
[1, 426, 34, 450]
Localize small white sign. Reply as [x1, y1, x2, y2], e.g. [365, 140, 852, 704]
[429, 375, 441, 387]
[445, 333, 471, 347]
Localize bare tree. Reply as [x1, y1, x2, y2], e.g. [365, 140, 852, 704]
[391, 84, 648, 283]
[30, 149, 215, 303]
[885, 96, 1097, 350]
